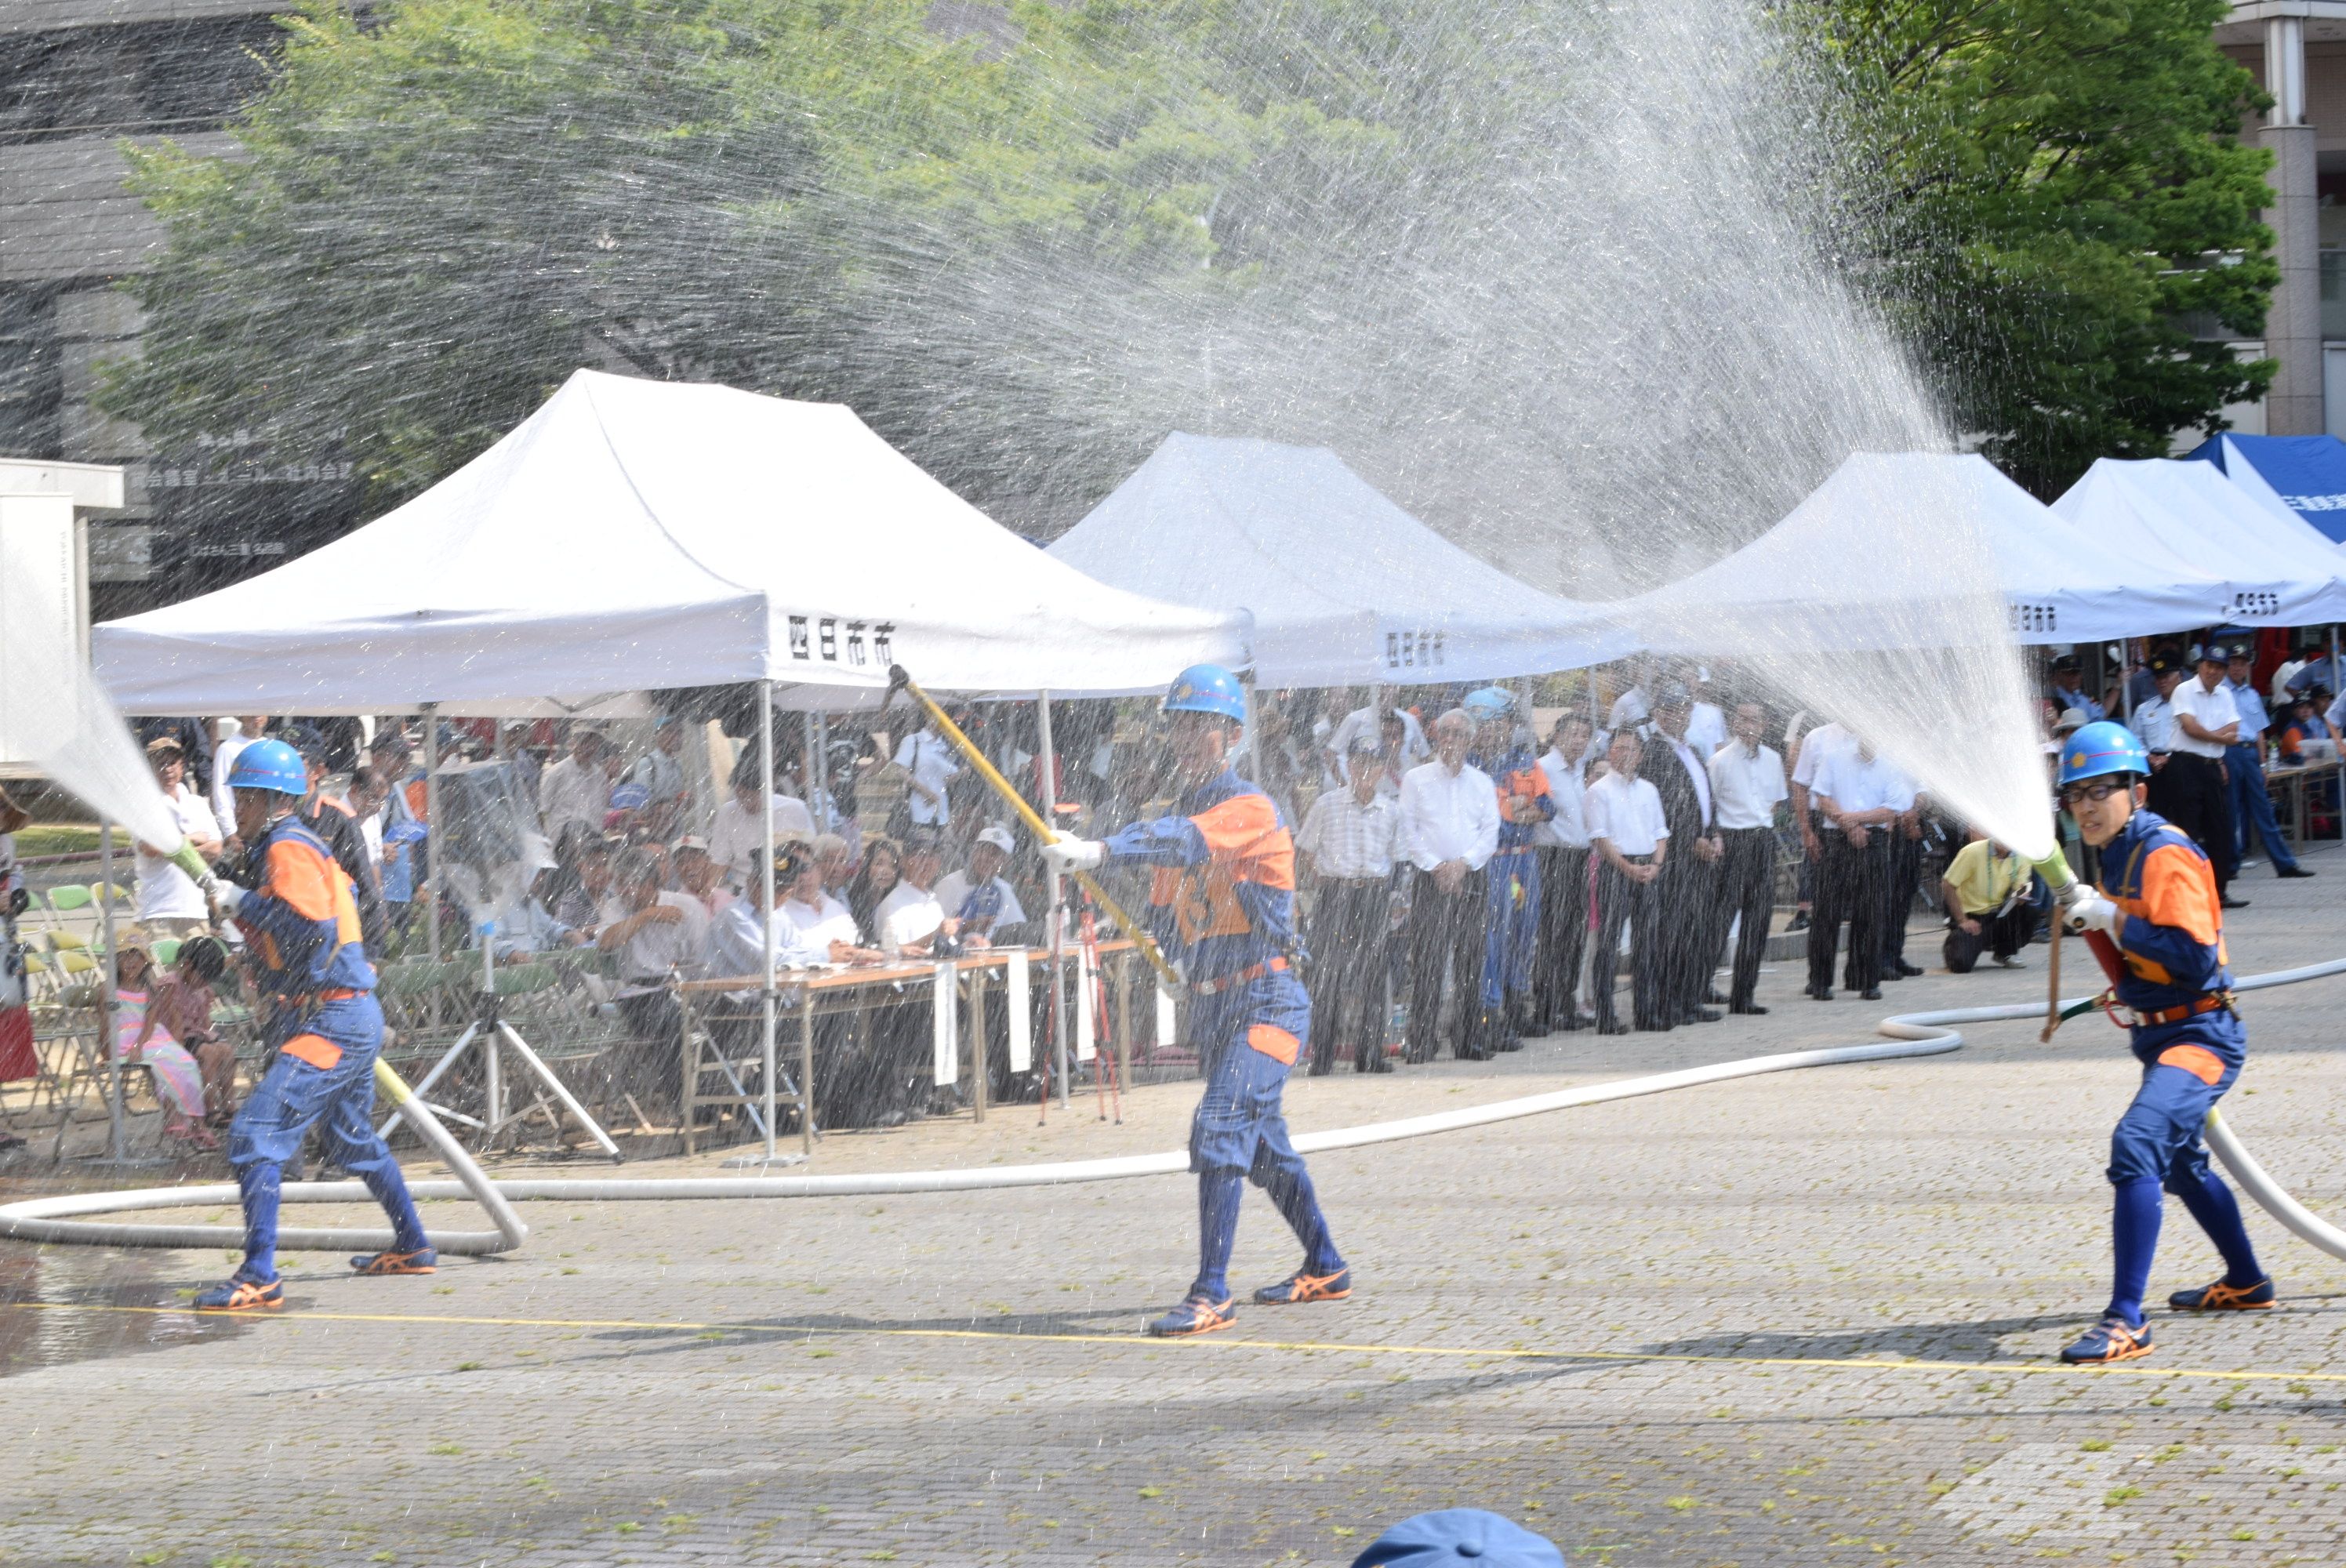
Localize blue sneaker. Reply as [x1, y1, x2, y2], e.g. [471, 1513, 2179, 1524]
[2169, 1277, 2276, 1312]
[350, 1247, 437, 1276]
[1254, 1266, 1352, 1306]
[193, 1275, 283, 1312]
[1147, 1294, 1236, 1338]
[2059, 1315, 2153, 1364]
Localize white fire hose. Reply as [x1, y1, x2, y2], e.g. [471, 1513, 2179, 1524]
[4, 961, 2341, 1264]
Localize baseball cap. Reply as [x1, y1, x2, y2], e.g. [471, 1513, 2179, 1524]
[2148, 652, 2186, 677]
[975, 824, 1015, 855]
[1347, 1508, 1563, 1568]
[671, 833, 711, 855]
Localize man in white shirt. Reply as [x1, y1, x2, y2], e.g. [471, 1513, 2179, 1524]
[538, 728, 610, 854]
[2222, 644, 2311, 880]
[876, 833, 950, 956]
[1297, 737, 1403, 1073]
[1397, 710, 1499, 1062]
[595, 848, 710, 1105]
[1531, 713, 1595, 1032]
[1583, 728, 1669, 1033]
[1327, 691, 1430, 787]
[894, 717, 961, 830]
[1708, 701, 1787, 1014]
[1806, 739, 1912, 1002]
[934, 824, 1030, 947]
[135, 735, 223, 938]
[210, 715, 269, 840]
[626, 716, 693, 839]
[1685, 669, 1729, 757]
[708, 759, 818, 888]
[2149, 647, 2244, 907]
[1607, 657, 1656, 735]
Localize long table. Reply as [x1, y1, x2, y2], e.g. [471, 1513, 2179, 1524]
[2267, 757, 2342, 847]
[673, 940, 1153, 1157]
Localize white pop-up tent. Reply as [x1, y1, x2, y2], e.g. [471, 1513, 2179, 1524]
[95, 369, 1244, 715]
[1617, 452, 2222, 650]
[1048, 432, 1635, 686]
[2050, 457, 2346, 626]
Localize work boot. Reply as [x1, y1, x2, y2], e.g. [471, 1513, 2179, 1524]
[2168, 1277, 2277, 1312]
[1147, 1294, 1236, 1338]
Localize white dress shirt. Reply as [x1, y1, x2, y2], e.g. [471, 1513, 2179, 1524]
[538, 754, 605, 848]
[1298, 787, 1402, 880]
[601, 889, 710, 994]
[1685, 701, 1728, 757]
[1329, 706, 1430, 783]
[135, 783, 219, 923]
[708, 793, 818, 885]
[1708, 741, 1788, 831]
[1809, 750, 1916, 827]
[707, 900, 830, 982]
[1789, 720, 1856, 790]
[1533, 747, 1589, 849]
[1583, 771, 1669, 856]
[1607, 686, 1651, 732]
[210, 732, 250, 840]
[893, 731, 961, 826]
[1399, 759, 1499, 872]
[2167, 675, 2236, 758]
[874, 880, 944, 955]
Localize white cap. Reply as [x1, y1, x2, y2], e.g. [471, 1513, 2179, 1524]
[975, 824, 1016, 855]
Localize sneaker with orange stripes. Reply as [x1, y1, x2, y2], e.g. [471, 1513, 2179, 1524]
[2059, 1315, 2153, 1363]
[192, 1275, 284, 1312]
[1147, 1294, 1237, 1338]
[1253, 1266, 1352, 1306]
[349, 1247, 438, 1276]
[2168, 1276, 2277, 1312]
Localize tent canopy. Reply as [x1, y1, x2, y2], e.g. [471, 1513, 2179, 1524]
[2051, 458, 2346, 626]
[95, 370, 1244, 715]
[1613, 452, 2221, 651]
[1048, 432, 1634, 688]
[2188, 433, 2346, 546]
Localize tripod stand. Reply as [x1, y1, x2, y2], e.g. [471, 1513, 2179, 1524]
[379, 937, 622, 1161]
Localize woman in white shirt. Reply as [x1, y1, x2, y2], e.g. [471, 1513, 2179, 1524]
[778, 849, 880, 965]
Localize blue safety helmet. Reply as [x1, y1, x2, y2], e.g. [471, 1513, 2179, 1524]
[2057, 720, 2149, 787]
[1463, 686, 1514, 722]
[1161, 663, 1247, 724]
[225, 737, 308, 796]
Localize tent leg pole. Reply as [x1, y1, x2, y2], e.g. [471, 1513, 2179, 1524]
[100, 817, 122, 1163]
[1036, 691, 1069, 1109]
[762, 681, 779, 1163]
[423, 703, 441, 969]
[813, 710, 831, 833]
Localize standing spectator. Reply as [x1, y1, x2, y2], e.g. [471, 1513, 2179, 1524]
[1399, 710, 1499, 1062]
[538, 728, 609, 852]
[2153, 646, 2246, 908]
[2049, 655, 2106, 724]
[935, 825, 1031, 948]
[1707, 701, 1786, 1015]
[1606, 657, 1656, 733]
[209, 715, 270, 840]
[2284, 645, 2339, 697]
[133, 735, 221, 941]
[2223, 644, 2312, 880]
[369, 730, 426, 935]
[1940, 833, 2040, 972]
[1466, 688, 1552, 1050]
[1645, 683, 1722, 1025]
[1583, 729, 1669, 1035]
[1877, 764, 1927, 984]
[2130, 653, 2183, 753]
[1806, 739, 1911, 1003]
[708, 757, 818, 888]
[1531, 713, 1595, 1033]
[347, 767, 387, 880]
[1327, 688, 1430, 785]
[626, 715, 693, 840]
[894, 713, 962, 833]
[1297, 737, 1402, 1073]
[1785, 716, 1855, 935]
[500, 720, 543, 806]
[1685, 668, 1729, 756]
[136, 716, 215, 797]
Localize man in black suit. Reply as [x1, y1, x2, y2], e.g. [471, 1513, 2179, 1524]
[1643, 683, 1724, 1026]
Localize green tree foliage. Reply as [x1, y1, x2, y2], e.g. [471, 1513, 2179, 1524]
[1807, 0, 2278, 495]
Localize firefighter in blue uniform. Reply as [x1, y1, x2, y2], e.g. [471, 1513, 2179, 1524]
[1043, 665, 1349, 1338]
[1465, 686, 1552, 1049]
[2056, 720, 2274, 1363]
[196, 738, 437, 1312]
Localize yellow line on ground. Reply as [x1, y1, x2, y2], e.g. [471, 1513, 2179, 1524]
[6, 1299, 2339, 1386]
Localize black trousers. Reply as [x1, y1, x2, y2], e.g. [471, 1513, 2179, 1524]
[1942, 906, 2039, 972]
[1591, 855, 1664, 1030]
[1717, 827, 1776, 1008]
[1531, 846, 1589, 1029]
[1809, 831, 1886, 996]
[1880, 828, 1921, 969]
[1407, 867, 1491, 1061]
[1656, 848, 1720, 1020]
[1308, 879, 1393, 1071]
[2148, 752, 2234, 895]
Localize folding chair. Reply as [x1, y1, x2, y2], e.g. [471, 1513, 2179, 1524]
[150, 937, 182, 967]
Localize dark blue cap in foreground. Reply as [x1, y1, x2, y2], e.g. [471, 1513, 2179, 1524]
[1348, 1508, 1564, 1567]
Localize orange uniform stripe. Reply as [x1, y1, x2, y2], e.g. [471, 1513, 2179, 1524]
[280, 1033, 344, 1071]
[1190, 793, 1296, 892]
[265, 838, 341, 920]
[2156, 1044, 2224, 1086]
[1246, 1024, 1300, 1065]
[2115, 840, 2221, 948]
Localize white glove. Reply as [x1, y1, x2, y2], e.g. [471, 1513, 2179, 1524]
[1039, 833, 1106, 873]
[2065, 895, 2121, 935]
[212, 881, 248, 916]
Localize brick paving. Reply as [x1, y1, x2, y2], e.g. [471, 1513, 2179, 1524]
[4, 857, 2345, 1566]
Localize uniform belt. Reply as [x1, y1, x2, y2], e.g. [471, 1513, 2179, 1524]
[2135, 992, 2234, 1028]
[277, 986, 365, 1005]
[1193, 956, 1290, 996]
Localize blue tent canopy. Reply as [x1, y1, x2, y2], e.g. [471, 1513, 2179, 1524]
[2188, 433, 2346, 545]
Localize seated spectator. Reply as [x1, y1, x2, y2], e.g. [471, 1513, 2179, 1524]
[845, 838, 903, 940]
[708, 757, 818, 888]
[595, 848, 710, 1042]
[707, 847, 843, 982]
[812, 832, 855, 896]
[1939, 832, 2041, 973]
[112, 945, 215, 1149]
[873, 833, 950, 957]
[933, 824, 1030, 948]
[147, 935, 236, 1127]
[2280, 690, 2338, 763]
[672, 835, 735, 919]
[471, 869, 586, 964]
[552, 837, 616, 931]
[133, 735, 223, 941]
[779, 844, 883, 965]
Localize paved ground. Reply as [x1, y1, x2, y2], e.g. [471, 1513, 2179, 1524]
[5, 853, 2345, 1567]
